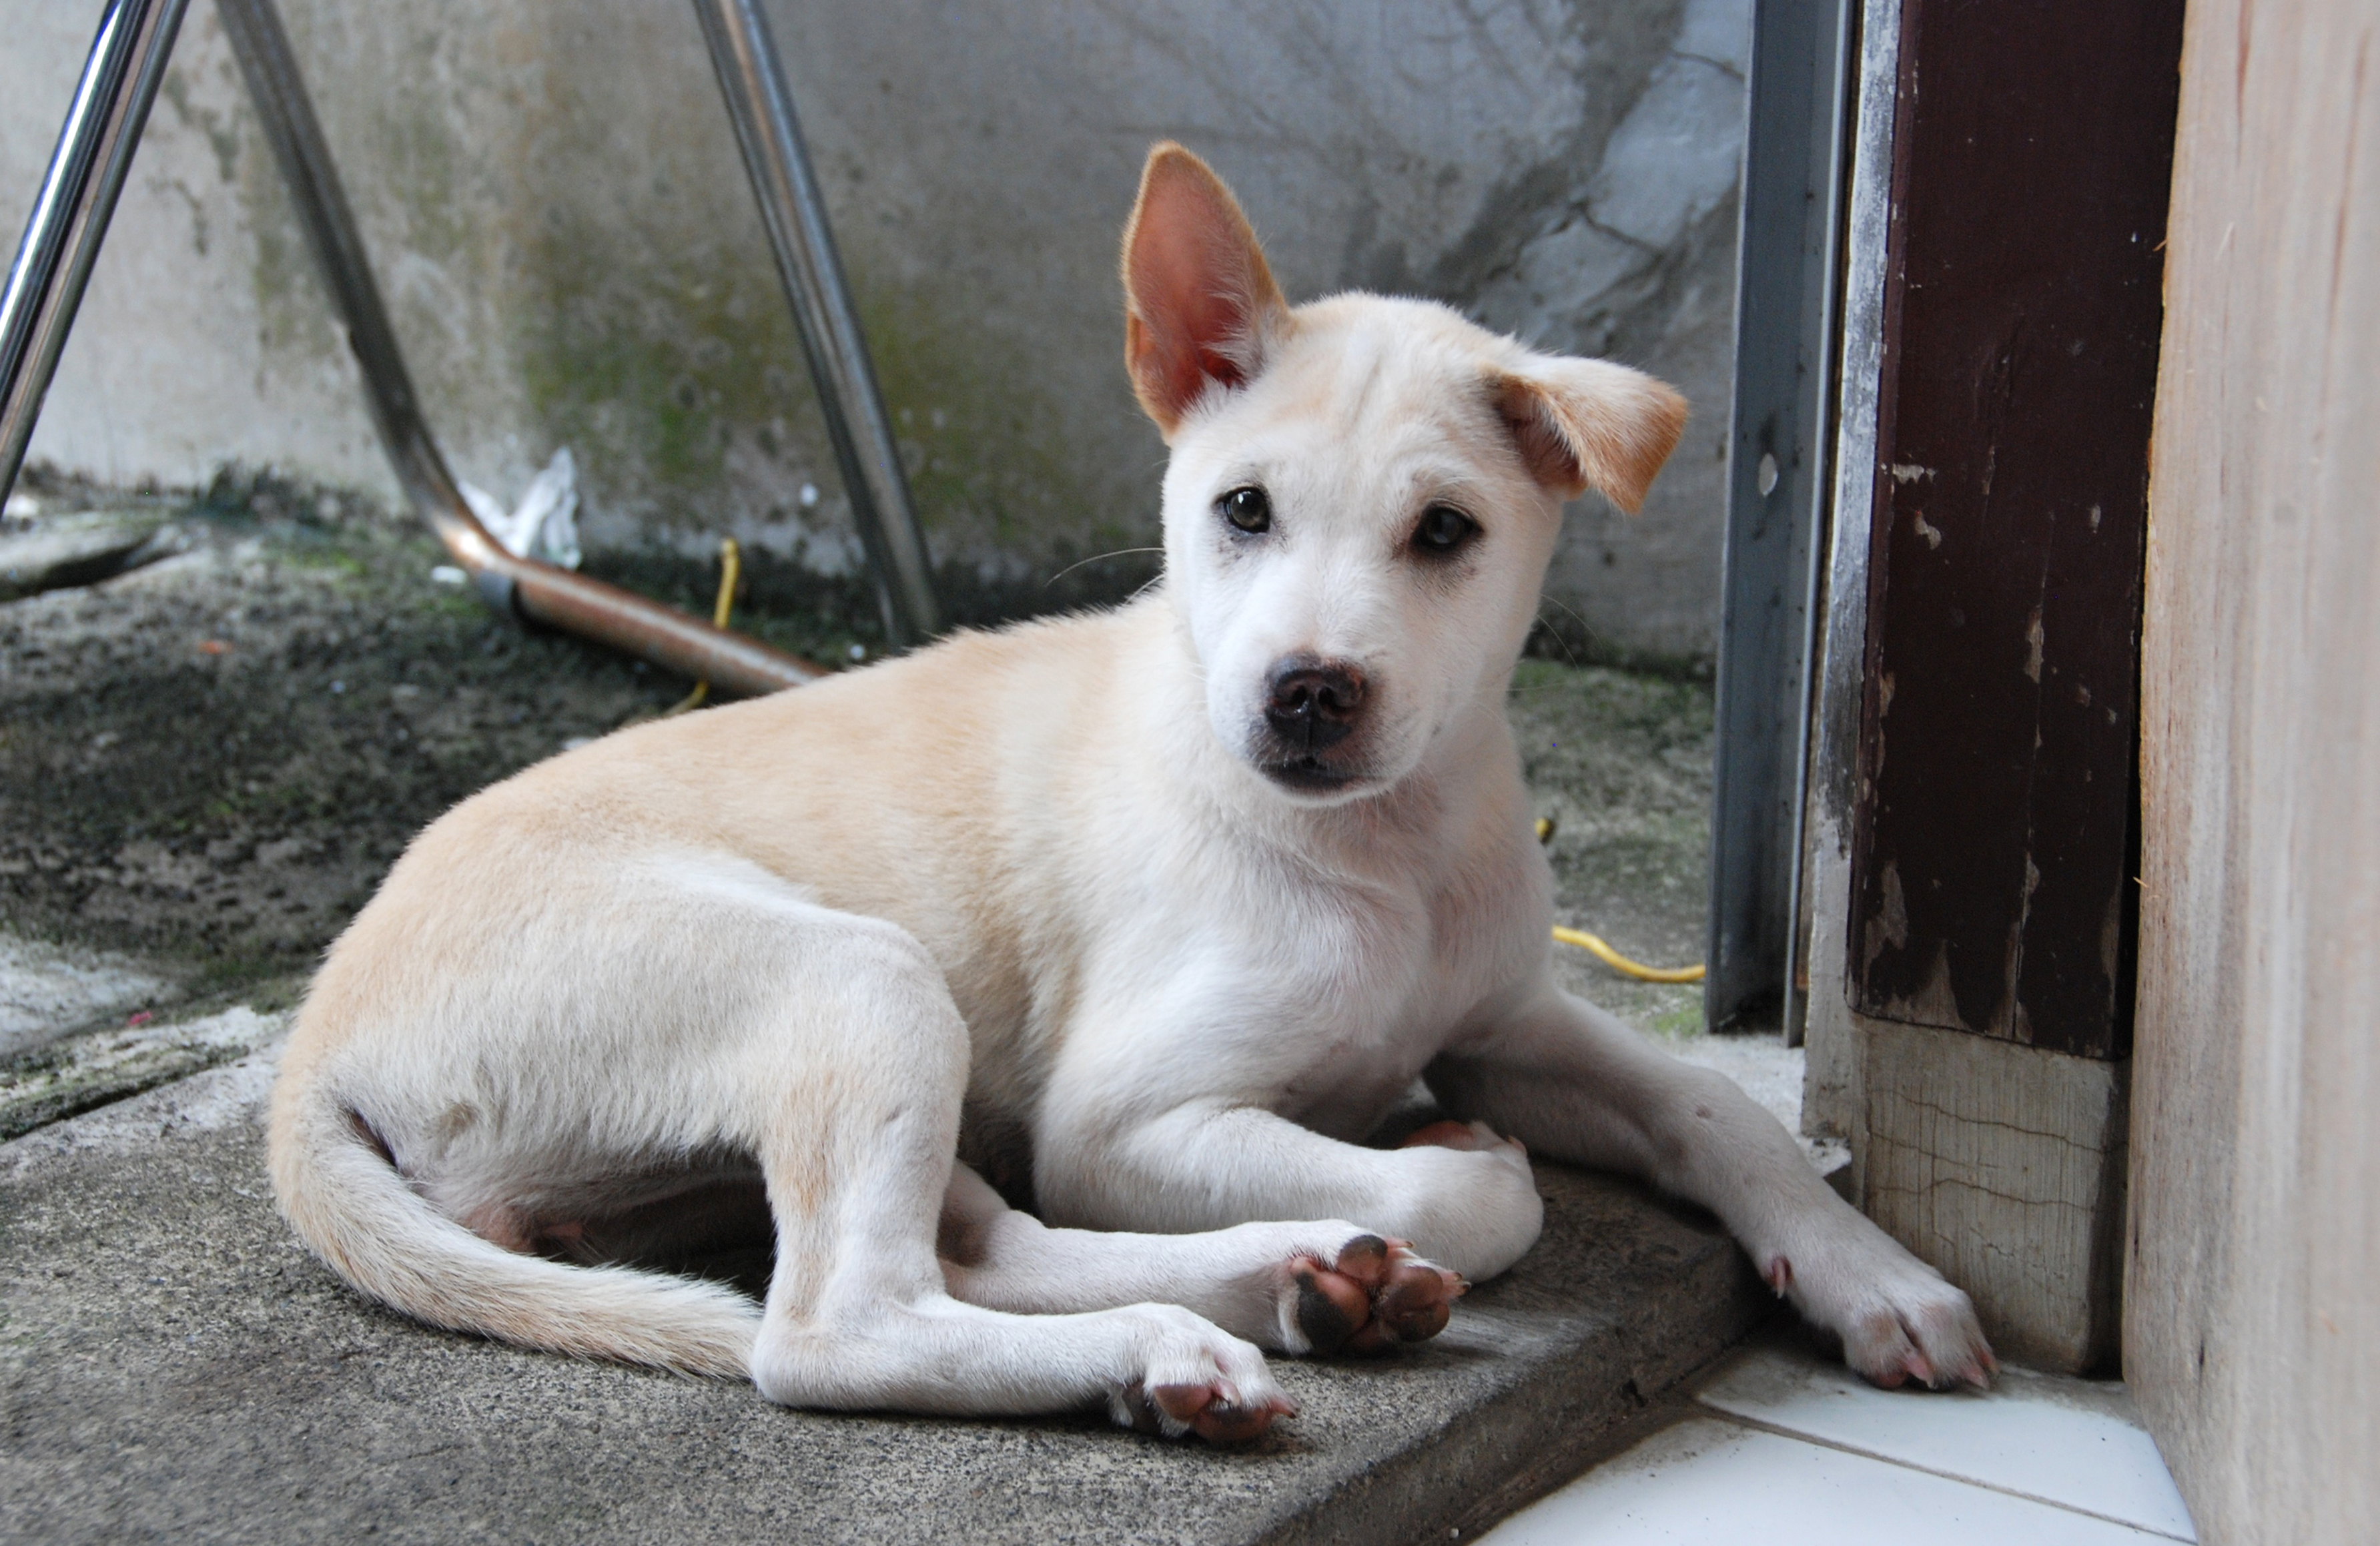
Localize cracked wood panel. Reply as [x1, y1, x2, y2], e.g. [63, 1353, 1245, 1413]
[2127, 0, 2380, 1539]
[1856, 1017, 2124, 1370]
[1846, 0, 2184, 1056]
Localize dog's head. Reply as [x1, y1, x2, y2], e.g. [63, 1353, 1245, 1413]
[1123, 144, 1687, 805]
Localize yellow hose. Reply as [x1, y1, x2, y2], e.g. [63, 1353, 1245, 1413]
[1535, 818, 1705, 982]
[1552, 925, 1705, 984]
[663, 538, 743, 717]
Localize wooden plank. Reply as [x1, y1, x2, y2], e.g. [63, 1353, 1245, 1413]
[1857, 1018, 2125, 1370]
[1799, 0, 1904, 1114]
[2128, 1, 2380, 1539]
[1847, 0, 2182, 1057]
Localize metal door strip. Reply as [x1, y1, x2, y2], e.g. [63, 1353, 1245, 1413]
[3, 0, 947, 693]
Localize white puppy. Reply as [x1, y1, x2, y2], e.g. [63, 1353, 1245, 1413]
[270, 143, 1993, 1444]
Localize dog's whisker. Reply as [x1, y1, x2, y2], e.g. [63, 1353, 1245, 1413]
[1046, 547, 1166, 589]
[1527, 603, 1595, 670]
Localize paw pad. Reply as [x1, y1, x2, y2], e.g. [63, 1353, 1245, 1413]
[1292, 1233, 1465, 1356]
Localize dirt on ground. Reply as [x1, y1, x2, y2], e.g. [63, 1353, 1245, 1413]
[0, 468, 1719, 1115]
[0, 470, 891, 997]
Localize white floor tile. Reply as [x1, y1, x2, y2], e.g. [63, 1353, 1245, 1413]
[1693, 1338, 2195, 1539]
[1473, 1417, 2175, 1546]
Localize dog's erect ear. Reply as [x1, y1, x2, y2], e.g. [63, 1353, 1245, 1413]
[1121, 143, 1291, 435]
[1493, 359, 1688, 514]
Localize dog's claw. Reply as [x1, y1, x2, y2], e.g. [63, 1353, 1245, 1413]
[1122, 1381, 1292, 1444]
[1196, 1395, 1290, 1445]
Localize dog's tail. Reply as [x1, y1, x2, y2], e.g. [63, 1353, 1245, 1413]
[268, 1076, 761, 1379]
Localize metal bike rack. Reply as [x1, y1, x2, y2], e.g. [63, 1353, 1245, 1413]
[1, 0, 946, 691]
[0, 0, 191, 501]
[695, 0, 939, 648]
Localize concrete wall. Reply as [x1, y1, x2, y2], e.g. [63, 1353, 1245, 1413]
[4, 0, 1748, 659]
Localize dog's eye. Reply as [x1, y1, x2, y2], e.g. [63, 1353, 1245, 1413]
[1218, 486, 1272, 534]
[1411, 504, 1478, 555]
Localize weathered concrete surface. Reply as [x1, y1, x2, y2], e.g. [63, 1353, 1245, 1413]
[0, 1001, 286, 1142]
[0, 1044, 1769, 1546]
[0, 933, 177, 1060]
[0, 476, 723, 994]
[2, 0, 1749, 660]
[0, 506, 189, 604]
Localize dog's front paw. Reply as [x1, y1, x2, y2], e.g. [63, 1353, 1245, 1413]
[1282, 1232, 1466, 1355]
[1389, 1119, 1543, 1278]
[1108, 1309, 1296, 1443]
[1774, 1223, 1998, 1391]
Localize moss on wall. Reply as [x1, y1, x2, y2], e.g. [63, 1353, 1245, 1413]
[15, 0, 1745, 654]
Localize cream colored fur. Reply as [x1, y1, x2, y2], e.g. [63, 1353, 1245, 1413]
[270, 144, 1993, 1441]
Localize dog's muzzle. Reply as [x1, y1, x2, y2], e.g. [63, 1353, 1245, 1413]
[1258, 656, 1367, 790]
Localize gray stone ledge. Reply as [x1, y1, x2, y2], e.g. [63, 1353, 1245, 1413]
[0, 1051, 1768, 1546]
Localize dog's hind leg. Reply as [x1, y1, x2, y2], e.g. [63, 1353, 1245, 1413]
[725, 899, 1292, 1440]
[935, 1164, 1466, 1356]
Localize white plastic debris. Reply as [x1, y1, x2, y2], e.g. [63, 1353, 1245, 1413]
[3, 493, 39, 522]
[460, 447, 581, 569]
[430, 564, 468, 586]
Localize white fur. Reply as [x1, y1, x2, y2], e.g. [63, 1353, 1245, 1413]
[268, 148, 1992, 1442]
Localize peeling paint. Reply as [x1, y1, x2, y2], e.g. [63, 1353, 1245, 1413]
[1864, 859, 1910, 969]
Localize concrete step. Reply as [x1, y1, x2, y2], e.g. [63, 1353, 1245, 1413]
[0, 507, 188, 603]
[0, 1035, 1769, 1546]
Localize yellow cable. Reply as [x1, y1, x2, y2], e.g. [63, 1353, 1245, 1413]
[1536, 820, 1705, 982]
[1553, 925, 1705, 983]
[711, 538, 741, 630]
[663, 538, 741, 718]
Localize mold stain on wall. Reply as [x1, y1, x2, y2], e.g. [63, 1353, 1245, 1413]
[10, 0, 1751, 656]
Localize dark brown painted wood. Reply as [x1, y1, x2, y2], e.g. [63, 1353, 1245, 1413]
[1848, 0, 2182, 1058]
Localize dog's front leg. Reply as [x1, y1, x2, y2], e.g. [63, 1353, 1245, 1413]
[937, 1164, 1465, 1356]
[1035, 1095, 1545, 1286]
[1425, 986, 1996, 1389]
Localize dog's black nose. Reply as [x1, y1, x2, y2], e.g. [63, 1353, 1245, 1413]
[1265, 658, 1366, 753]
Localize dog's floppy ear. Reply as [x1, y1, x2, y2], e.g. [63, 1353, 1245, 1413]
[1121, 143, 1291, 436]
[1493, 359, 1688, 514]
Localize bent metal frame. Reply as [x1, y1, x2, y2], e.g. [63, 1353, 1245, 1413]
[0, 0, 943, 692]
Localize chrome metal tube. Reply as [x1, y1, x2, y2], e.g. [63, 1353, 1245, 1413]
[216, 0, 819, 697]
[693, 0, 941, 648]
[0, 0, 192, 503]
